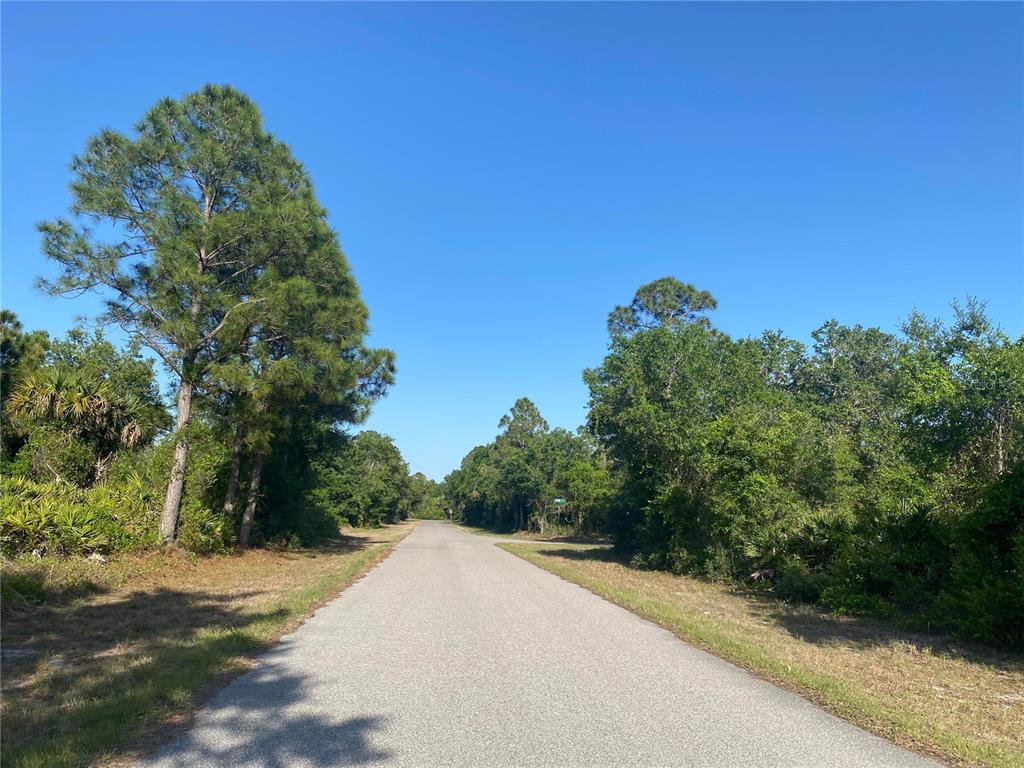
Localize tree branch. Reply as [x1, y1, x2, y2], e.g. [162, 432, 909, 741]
[199, 298, 267, 350]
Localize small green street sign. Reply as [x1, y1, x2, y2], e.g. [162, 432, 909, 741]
[553, 497, 566, 506]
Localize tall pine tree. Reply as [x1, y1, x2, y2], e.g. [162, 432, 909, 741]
[38, 85, 364, 543]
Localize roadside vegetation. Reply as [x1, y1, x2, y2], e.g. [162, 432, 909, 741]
[501, 542, 1023, 768]
[446, 277, 1023, 650]
[0, 86, 438, 565]
[0, 86, 434, 764]
[2, 522, 415, 768]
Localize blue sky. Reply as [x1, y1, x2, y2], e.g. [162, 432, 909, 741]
[3, 2, 1022, 480]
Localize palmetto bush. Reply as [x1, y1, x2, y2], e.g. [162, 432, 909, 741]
[0, 474, 159, 556]
[6, 368, 152, 447]
[5, 367, 160, 486]
[1, 477, 98, 554]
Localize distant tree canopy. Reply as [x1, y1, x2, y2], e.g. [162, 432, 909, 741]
[310, 431, 413, 527]
[447, 280, 1024, 648]
[407, 473, 447, 520]
[607, 276, 717, 337]
[445, 398, 615, 534]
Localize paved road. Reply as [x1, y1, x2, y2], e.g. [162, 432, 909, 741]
[141, 521, 941, 767]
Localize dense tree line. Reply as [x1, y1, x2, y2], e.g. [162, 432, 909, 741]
[1, 86, 425, 556]
[309, 431, 445, 527]
[447, 278, 1023, 647]
[445, 398, 616, 534]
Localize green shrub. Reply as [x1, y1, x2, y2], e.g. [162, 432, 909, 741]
[84, 474, 160, 551]
[0, 431, 234, 557]
[134, 423, 227, 500]
[1, 477, 108, 555]
[0, 474, 159, 556]
[0, 480, 55, 553]
[773, 556, 826, 603]
[11, 426, 95, 487]
[939, 466, 1024, 646]
[176, 497, 230, 554]
[50, 505, 108, 554]
[108, 425, 232, 553]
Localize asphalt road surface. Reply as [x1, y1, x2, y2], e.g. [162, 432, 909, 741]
[141, 520, 941, 767]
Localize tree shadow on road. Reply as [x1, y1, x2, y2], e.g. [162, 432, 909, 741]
[145, 655, 392, 767]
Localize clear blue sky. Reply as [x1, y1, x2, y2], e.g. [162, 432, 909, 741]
[3, 2, 1022, 480]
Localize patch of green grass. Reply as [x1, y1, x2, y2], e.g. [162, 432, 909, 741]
[1, 569, 47, 606]
[502, 543, 1023, 768]
[2, 534, 408, 768]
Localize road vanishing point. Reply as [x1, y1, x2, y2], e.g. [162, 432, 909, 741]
[141, 521, 941, 767]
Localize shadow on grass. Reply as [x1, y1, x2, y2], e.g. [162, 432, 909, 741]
[293, 530, 400, 554]
[759, 602, 1024, 672]
[2, 587, 284, 767]
[524, 544, 1024, 674]
[459, 523, 611, 546]
[530, 545, 620, 562]
[533, 534, 613, 545]
[1, 531, 390, 768]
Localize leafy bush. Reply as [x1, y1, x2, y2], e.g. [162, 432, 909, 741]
[9, 426, 95, 487]
[83, 473, 161, 550]
[0, 467, 203, 556]
[175, 497, 229, 554]
[115, 423, 232, 551]
[773, 556, 827, 603]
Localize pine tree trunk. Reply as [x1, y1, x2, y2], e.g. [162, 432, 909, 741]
[238, 451, 266, 549]
[159, 378, 194, 545]
[223, 423, 245, 517]
[995, 416, 1006, 477]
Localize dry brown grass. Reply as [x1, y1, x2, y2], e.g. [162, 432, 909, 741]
[1, 522, 415, 768]
[504, 543, 1024, 768]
